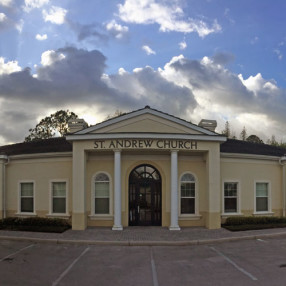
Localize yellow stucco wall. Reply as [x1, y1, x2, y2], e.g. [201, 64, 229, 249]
[5, 154, 72, 216]
[91, 113, 203, 135]
[221, 156, 283, 217]
[2, 148, 284, 229]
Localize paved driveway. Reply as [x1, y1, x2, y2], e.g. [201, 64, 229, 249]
[1, 238, 286, 285]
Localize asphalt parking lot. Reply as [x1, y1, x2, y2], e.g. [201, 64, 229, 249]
[1, 238, 286, 286]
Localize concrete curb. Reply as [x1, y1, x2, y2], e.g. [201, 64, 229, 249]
[0, 231, 286, 246]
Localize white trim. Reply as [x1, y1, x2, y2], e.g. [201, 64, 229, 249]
[48, 179, 69, 216]
[179, 171, 199, 217]
[222, 180, 241, 215]
[254, 180, 272, 213]
[73, 108, 217, 136]
[15, 213, 37, 217]
[179, 215, 202, 220]
[252, 212, 274, 216]
[9, 152, 72, 161]
[67, 133, 226, 142]
[221, 153, 280, 161]
[88, 215, 114, 221]
[46, 214, 70, 219]
[18, 180, 36, 215]
[91, 171, 113, 217]
[221, 213, 243, 218]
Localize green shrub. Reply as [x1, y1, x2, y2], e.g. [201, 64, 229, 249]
[224, 216, 286, 226]
[0, 217, 71, 232]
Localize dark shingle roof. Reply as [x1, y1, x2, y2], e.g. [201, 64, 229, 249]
[0, 137, 72, 156]
[0, 137, 285, 157]
[220, 139, 286, 157]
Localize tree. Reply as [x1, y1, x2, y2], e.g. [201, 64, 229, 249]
[105, 109, 125, 120]
[240, 126, 247, 141]
[267, 135, 279, 146]
[246, 134, 264, 144]
[221, 121, 231, 138]
[25, 110, 79, 142]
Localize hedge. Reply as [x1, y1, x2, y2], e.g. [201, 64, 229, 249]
[224, 216, 286, 226]
[0, 217, 71, 233]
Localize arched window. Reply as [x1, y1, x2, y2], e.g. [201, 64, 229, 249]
[180, 173, 196, 214]
[94, 173, 110, 214]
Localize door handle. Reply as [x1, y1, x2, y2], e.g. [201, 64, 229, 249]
[137, 206, 140, 213]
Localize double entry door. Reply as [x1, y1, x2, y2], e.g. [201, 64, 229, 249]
[129, 165, 162, 226]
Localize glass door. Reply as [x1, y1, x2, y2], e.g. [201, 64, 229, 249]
[129, 165, 161, 226]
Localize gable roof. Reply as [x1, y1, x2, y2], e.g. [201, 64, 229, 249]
[0, 137, 72, 156]
[221, 139, 286, 157]
[74, 106, 219, 136]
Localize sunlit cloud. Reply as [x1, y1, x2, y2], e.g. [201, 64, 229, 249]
[35, 33, 47, 40]
[42, 6, 67, 25]
[142, 45, 156, 55]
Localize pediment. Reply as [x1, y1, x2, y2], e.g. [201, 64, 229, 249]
[76, 107, 216, 136]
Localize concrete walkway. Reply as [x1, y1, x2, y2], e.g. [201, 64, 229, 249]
[0, 226, 286, 246]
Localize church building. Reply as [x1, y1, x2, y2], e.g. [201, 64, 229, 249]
[0, 106, 286, 230]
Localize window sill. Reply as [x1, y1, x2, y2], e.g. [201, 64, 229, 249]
[179, 214, 202, 221]
[221, 213, 243, 218]
[88, 215, 114, 221]
[15, 212, 37, 217]
[253, 211, 274, 216]
[46, 214, 71, 219]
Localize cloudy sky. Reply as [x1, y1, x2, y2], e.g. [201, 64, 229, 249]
[0, 0, 286, 145]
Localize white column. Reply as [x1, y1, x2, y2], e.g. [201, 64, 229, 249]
[112, 150, 123, 230]
[72, 144, 87, 230]
[206, 144, 221, 229]
[169, 150, 180, 230]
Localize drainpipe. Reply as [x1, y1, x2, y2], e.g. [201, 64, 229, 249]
[0, 154, 9, 219]
[279, 155, 286, 217]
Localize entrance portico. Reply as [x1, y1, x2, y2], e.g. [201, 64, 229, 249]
[67, 106, 226, 230]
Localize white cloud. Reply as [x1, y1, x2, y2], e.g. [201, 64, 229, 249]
[106, 20, 128, 39]
[0, 57, 21, 75]
[40, 50, 65, 66]
[35, 33, 47, 41]
[238, 73, 278, 94]
[224, 8, 235, 24]
[0, 13, 7, 22]
[118, 0, 221, 37]
[142, 45, 156, 55]
[179, 40, 187, 50]
[24, 0, 49, 12]
[0, 0, 13, 7]
[15, 19, 24, 33]
[42, 6, 67, 25]
[251, 36, 259, 45]
[0, 12, 22, 33]
[1, 48, 286, 145]
[274, 49, 283, 60]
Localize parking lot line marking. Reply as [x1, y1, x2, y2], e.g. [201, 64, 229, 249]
[210, 246, 258, 281]
[150, 247, 159, 286]
[0, 244, 34, 262]
[257, 239, 266, 242]
[52, 247, 90, 286]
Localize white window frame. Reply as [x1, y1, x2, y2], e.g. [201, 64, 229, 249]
[179, 172, 200, 219]
[48, 179, 69, 217]
[222, 180, 242, 216]
[17, 180, 36, 215]
[254, 180, 272, 215]
[90, 172, 113, 219]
